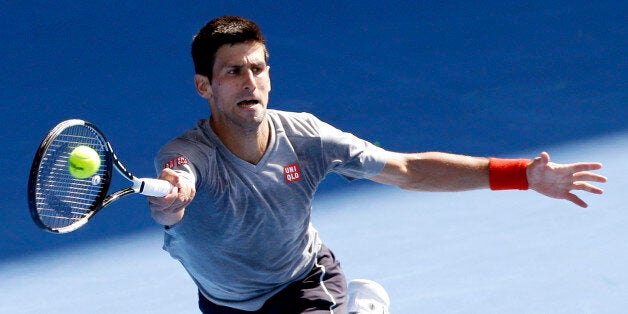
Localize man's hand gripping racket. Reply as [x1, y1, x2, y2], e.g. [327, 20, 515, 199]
[28, 119, 173, 233]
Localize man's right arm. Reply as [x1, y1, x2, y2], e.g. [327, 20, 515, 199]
[147, 168, 196, 226]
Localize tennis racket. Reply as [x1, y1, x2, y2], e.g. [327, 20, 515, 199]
[28, 119, 173, 233]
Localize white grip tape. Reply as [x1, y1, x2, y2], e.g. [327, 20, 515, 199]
[138, 178, 174, 197]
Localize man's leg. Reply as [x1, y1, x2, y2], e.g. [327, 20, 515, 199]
[262, 244, 347, 313]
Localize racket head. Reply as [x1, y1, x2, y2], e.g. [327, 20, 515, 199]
[28, 119, 113, 233]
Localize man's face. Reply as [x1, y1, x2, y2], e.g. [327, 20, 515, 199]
[207, 41, 271, 132]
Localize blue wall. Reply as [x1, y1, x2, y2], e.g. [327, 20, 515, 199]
[1, 1, 625, 260]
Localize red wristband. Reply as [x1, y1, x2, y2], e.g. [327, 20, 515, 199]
[488, 158, 531, 190]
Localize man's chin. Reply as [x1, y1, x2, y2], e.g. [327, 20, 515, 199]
[235, 109, 267, 131]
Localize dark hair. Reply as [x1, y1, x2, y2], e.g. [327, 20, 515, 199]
[191, 16, 268, 81]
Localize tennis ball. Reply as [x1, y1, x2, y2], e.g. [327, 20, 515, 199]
[68, 145, 101, 179]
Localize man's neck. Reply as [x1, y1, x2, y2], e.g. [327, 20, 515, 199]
[211, 117, 270, 165]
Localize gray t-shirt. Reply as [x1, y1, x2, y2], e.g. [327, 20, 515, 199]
[156, 110, 388, 311]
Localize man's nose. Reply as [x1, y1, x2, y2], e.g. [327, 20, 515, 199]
[242, 70, 256, 91]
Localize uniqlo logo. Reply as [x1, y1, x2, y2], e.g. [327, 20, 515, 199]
[283, 163, 302, 183]
[164, 156, 189, 169]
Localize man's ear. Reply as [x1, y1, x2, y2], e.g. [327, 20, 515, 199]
[194, 74, 212, 99]
[267, 65, 271, 92]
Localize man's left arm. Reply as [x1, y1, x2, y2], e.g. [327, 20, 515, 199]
[369, 151, 606, 208]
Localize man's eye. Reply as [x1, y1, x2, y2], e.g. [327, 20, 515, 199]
[227, 68, 240, 75]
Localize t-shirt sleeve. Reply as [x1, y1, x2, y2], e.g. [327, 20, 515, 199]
[154, 138, 202, 189]
[314, 116, 389, 180]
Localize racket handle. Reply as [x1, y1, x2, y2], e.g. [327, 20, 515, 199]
[137, 178, 174, 197]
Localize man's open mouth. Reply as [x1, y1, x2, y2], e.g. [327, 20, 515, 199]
[238, 99, 260, 107]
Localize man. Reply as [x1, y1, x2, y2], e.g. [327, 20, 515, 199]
[147, 16, 606, 314]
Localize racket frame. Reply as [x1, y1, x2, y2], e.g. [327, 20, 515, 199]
[28, 119, 162, 233]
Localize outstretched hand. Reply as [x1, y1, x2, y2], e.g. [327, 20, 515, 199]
[526, 152, 607, 208]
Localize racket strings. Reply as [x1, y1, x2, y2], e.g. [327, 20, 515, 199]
[34, 125, 108, 229]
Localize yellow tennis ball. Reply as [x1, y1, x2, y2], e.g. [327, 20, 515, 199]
[68, 145, 101, 179]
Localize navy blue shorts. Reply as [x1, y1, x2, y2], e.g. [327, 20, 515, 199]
[198, 245, 347, 313]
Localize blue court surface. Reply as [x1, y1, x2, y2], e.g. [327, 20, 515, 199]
[1, 1, 625, 313]
[1, 136, 626, 313]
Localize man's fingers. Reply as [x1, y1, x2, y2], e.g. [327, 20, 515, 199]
[159, 168, 180, 185]
[573, 171, 608, 183]
[177, 184, 195, 203]
[569, 162, 603, 173]
[566, 193, 588, 208]
[147, 185, 182, 209]
[573, 181, 605, 194]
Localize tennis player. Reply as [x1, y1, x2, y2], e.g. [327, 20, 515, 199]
[147, 16, 606, 313]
